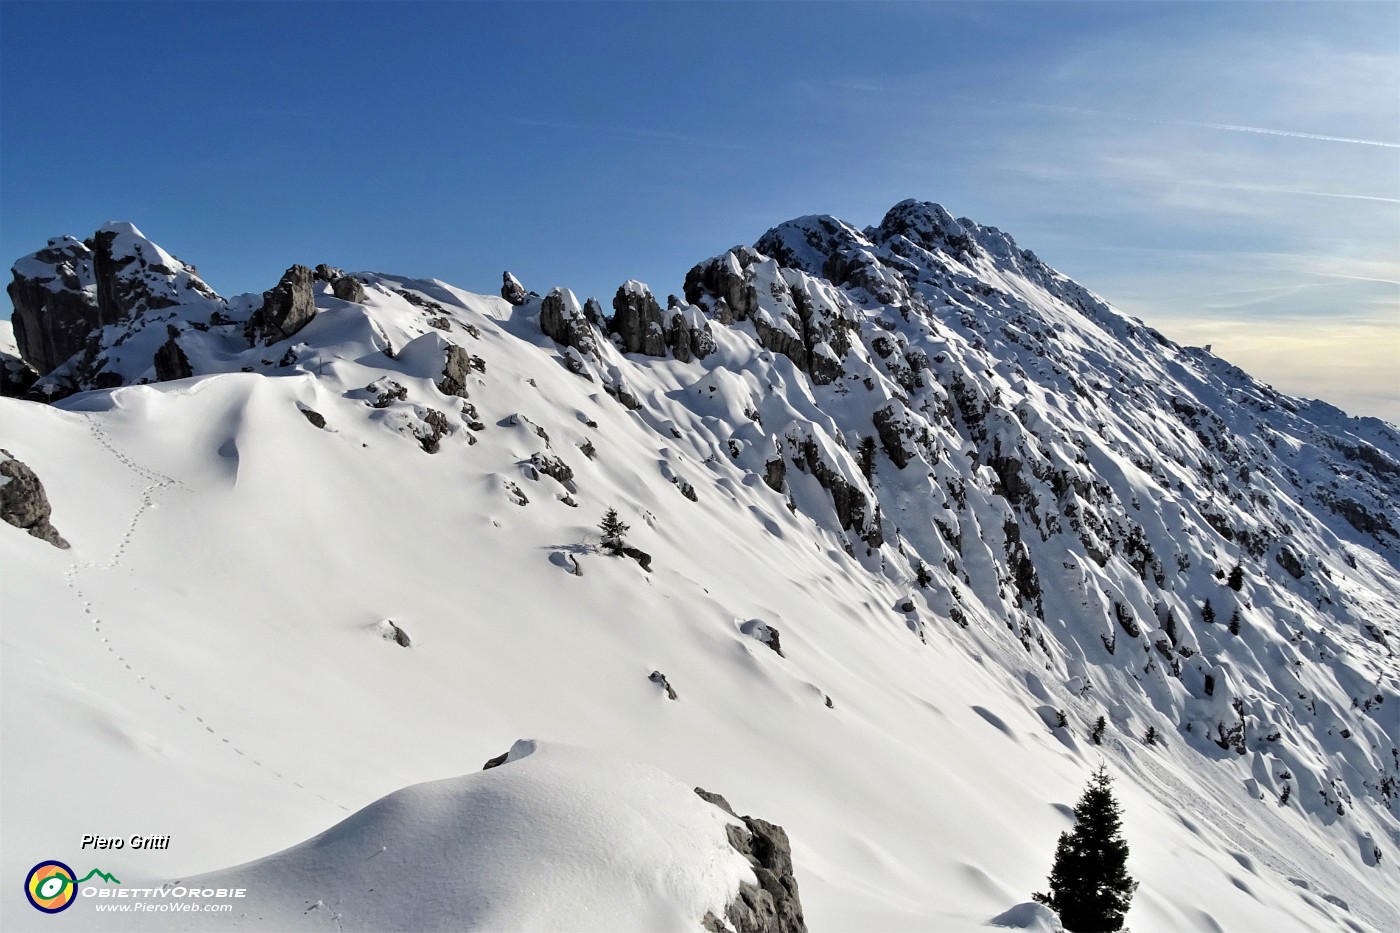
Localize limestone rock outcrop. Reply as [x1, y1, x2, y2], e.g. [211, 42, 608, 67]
[246, 265, 317, 345]
[695, 788, 806, 933]
[0, 449, 68, 548]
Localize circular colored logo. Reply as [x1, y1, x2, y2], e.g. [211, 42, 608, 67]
[25, 861, 78, 913]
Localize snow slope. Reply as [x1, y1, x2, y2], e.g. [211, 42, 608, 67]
[34, 741, 753, 931]
[2, 207, 1397, 931]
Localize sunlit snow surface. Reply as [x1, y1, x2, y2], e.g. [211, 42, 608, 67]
[2, 213, 1398, 931]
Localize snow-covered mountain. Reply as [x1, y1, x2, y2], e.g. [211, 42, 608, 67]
[2, 204, 1397, 931]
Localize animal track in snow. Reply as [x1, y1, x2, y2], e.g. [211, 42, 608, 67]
[65, 415, 351, 812]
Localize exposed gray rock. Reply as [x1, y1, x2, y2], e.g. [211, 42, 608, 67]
[504, 413, 549, 444]
[366, 379, 408, 408]
[153, 325, 193, 382]
[501, 271, 528, 306]
[7, 237, 103, 375]
[694, 788, 807, 933]
[873, 402, 935, 470]
[375, 619, 411, 647]
[763, 451, 787, 493]
[482, 750, 510, 770]
[789, 434, 882, 549]
[622, 545, 653, 572]
[90, 223, 223, 325]
[684, 249, 760, 321]
[1276, 546, 1306, 579]
[686, 246, 850, 383]
[299, 407, 327, 429]
[313, 264, 344, 282]
[246, 265, 317, 345]
[0, 449, 69, 548]
[740, 619, 785, 657]
[438, 344, 474, 398]
[529, 452, 574, 485]
[539, 287, 599, 359]
[331, 275, 367, 303]
[648, 670, 677, 699]
[610, 282, 669, 357]
[416, 409, 451, 454]
[1, 349, 38, 398]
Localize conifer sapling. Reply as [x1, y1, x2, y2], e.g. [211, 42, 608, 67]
[599, 508, 629, 552]
[1034, 764, 1138, 932]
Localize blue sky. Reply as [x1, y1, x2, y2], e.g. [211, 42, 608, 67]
[2, 2, 1396, 418]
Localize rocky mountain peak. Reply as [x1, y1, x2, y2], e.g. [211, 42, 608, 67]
[89, 221, 223, 322]
[868, 198, 972, 254]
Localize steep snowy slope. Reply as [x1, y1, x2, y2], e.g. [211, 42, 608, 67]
[2, 208, 1397, 931]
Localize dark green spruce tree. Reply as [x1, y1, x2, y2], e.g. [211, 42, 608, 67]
[598, 508, 630, 551]
[1034, 764, 1138, 932]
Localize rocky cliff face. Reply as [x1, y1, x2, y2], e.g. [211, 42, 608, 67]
[7, 236, 102, 375]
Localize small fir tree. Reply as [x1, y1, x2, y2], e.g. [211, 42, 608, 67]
[857, 436, 877, 481]
[1227, 563, 1245, 591]
[1091, 716, 1107, 745]
[599, 508, 630, 551]
[1143, 726, 1157, 745]
[1163, 610, 1179, 647]
[1201, 599, 1216, 625]
[1228, 609, 1242, 636]
[1034, 764, 1138, 932]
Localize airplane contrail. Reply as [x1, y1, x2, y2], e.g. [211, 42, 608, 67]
[1177, 118, 1400, 148]
[1036, 104, 1400, 149]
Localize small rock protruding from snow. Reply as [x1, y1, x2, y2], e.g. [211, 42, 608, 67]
[0, 449, 68, 549]
[740, 619, 785, 657]
[298, 406, 327, 430]
[371, 619, 411, 647]
[649, 670, 678, 700]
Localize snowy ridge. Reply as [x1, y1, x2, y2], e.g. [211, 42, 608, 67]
[58, 741, 754, 932]
[2, 203, 1398, 931]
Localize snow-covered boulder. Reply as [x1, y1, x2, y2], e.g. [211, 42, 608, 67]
[122, 741, 787, 932]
